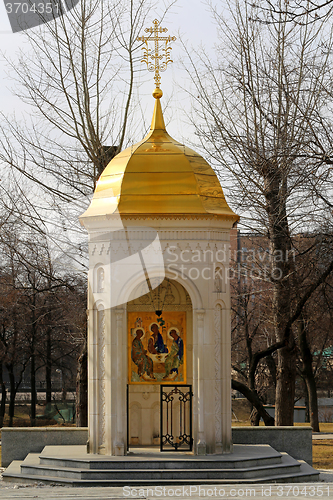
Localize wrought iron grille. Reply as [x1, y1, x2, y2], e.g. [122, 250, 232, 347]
[160, 385, 193, 452]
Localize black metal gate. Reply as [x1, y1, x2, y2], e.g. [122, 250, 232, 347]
[160, 385, 193, 452]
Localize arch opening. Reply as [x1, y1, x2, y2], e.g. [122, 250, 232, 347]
[127, 278, 193, 448]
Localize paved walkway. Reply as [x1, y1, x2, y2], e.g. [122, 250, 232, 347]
[0, 482, 333, 500]
[312, 433, 333, 440]
[1, 470, 333, 500]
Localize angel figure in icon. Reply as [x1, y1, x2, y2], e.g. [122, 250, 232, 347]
[148, 322, 168, 354]
[163, 328, 184, 380]
[131, 328, 156, 381]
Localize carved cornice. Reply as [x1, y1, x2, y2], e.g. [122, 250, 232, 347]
[90, 239, 230, 258]
[120, 214, 236, 222]
[89, 229, 230, 241]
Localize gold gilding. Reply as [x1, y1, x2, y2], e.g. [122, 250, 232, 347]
[81, 98, 239, 222]
[137, 20, 176, 90]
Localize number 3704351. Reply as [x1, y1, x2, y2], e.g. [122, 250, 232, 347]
[5, 3, 60, 14]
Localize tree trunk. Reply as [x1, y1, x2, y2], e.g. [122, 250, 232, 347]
[306, 374, 319, 432]
[275, 344, 297, 425]
[250, 408, 261, 426]
[298, 318, 320, 432]
[265, 172, 295, 426]
[232, 379, 275, 425]
[46, 329, 52, 405]
[265, 354, 277, 389]
[303, 380, 310, 423]
[7, 364, 16, 427]
[0, 362, 6, 427]
[30, 353, 36, 426]
[76, 343, 88, 427]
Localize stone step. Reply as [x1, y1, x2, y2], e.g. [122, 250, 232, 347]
[37, 444, 284, 470]
[20, 457, 302, 481]
[39, 454, 282, 470]
[2, 445, 320, 486]
[2, 469, 320, 487]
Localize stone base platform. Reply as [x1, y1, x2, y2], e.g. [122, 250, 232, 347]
[2, 445, 319, 486]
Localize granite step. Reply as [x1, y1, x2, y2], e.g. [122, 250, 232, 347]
[39, 454, 282, 470]
[20, 456, 302, 480]
[2, 469, 320, 486]
[2, 445, 320, 486]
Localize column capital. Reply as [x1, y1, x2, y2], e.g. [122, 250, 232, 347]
[195, 309, 206, 321]
[114, 308, 124, 319]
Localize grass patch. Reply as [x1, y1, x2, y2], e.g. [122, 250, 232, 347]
[1, 404, 48, 427]
[1, 403, 76, 427]
[318, 423, 333, 433]
[232, 398, 252, 423]
[313, 440, 333, 469]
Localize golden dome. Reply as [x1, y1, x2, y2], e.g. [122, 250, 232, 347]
[81, 95, 238, 222]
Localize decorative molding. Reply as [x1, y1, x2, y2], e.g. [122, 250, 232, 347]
[97, 267, 105, 293]
[90, 231, 230, 243]
[115, 309, 124, 321]
[214, 304, 222, 447]
[139, 294, 150, 305]
[128, 279, 191, 310]
[89, 235, 231, 259]
[195, 309, 206, 323]
[214, 266, 226, 294]
[127, 304, 192, 312]
[160, 232, 230, 242]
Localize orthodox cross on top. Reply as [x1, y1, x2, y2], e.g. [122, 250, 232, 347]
[137, 19, 176, 90]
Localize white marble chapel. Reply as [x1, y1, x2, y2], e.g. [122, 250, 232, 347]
[79, 89, 238, 457]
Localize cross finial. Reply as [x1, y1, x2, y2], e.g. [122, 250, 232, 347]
[137, 19, 176, 98]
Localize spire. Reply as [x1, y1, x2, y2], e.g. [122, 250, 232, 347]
[150, 88, 165, 131]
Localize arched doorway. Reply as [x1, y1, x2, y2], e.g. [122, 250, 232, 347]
[126, 278, 193, 449]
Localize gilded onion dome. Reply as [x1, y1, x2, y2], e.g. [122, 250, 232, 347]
[81, 94, 238, 222]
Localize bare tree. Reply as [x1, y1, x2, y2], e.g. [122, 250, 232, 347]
[0, 225, 30, 427]
[0, 0, 175, 201]
[0, 213, 87, 426]
[0, 0, 175, 266]
[0, 0, 175, 424]
[1, 0, 159, 196]
[250, 0, 333, 24]
[231, 289, 276, 425]
[230, 230, 333, 429]
[184, 0, 333, 425]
